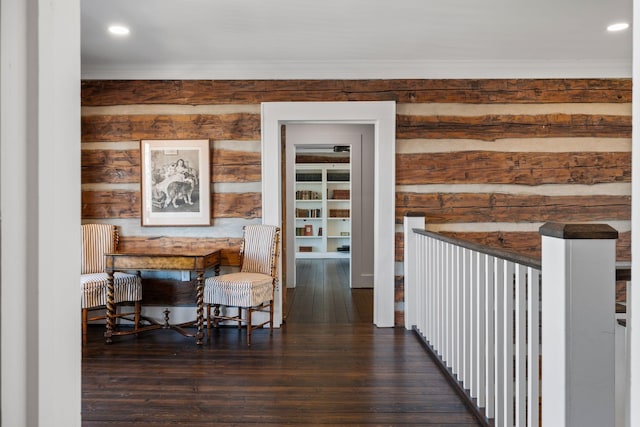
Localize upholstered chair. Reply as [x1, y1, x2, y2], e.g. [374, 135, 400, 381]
[81, 224, 142, 344]
[204, 224, 280, 346]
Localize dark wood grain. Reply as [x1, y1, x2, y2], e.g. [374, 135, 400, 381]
[395, 193, 630, 223]
[82, 147, 261, 184]
[81, 112, 631, 143]
[212, 148, 261, 182]
[118, 236, 241, 266]
[211, 191, 262, 218]
[82, 191, 261, 219]
[396, 151, 631, 185]
[82, 190, 141, 218]
[397, 114, 631, 141]
[81, 149, 140, 184]
[212, 165, 262, 183]
[287, 259, 372, 324]
[82, 323, 483, 426]
[296, 154, 350, 164]
[81, 79, 631, 106]
[539, 222, 619, 239]
[82, 258, 483, 426]
[140, 278, 197, 306]
[81, 113, 260, 142]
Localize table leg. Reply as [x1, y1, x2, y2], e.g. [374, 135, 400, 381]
[104, 271, 115, 344]
[195, 271, 204, 345]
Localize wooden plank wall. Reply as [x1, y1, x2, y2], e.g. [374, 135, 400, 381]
[81, 79, 632, 324]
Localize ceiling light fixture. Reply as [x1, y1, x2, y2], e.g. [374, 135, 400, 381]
[108, 25, 130, 36]
[607, 22, 629, 32]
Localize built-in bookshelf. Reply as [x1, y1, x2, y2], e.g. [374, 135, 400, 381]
[295, 164, 350, 258]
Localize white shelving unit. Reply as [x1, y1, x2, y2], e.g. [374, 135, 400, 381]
[294, 164, 350, 259]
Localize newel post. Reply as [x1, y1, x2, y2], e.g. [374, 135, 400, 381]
[403, 214, 425, 330]
[540, 222, 618, 427]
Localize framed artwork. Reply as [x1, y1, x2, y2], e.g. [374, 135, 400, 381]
[140, 139, 210, 226]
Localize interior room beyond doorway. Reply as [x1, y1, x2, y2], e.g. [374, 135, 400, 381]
[285, 124, 375, 297]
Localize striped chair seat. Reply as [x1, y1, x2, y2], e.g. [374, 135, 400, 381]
[81, 223, 142, 344]
[204, 272, 273, 308]
[204, 224, 280, 346]
[81, 272, 142, 309]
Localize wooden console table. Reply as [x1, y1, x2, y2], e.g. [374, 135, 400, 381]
[104, 250, 221, 345]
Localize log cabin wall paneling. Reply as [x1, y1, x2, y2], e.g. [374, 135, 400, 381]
[81, 79, 632, 324]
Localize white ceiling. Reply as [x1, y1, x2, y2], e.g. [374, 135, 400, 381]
[81, 0, 633, 80]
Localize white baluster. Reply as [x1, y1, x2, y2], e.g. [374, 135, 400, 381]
[476, 252, 487, 408]
[485, 255, 496, 419]
[415, 234, 423, 336]
[502, 261, 514, 427]
[430, 236, 436, 342]
[494, 258, 505, 427]
[527, 268, 540, 427]
[436, 240, 444, 355]
[462, 248, 471, 390]
[445, 243, 454, 367]
[514, 265, 527, 427]
[451, 244, 459, 374]
[469, 249, 478, 398]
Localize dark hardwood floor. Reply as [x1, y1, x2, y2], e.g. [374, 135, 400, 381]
[286, 258, 373, 324]
[82, 259, 482, 426]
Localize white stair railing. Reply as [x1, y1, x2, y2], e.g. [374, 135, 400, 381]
[404, 217, 620, 427]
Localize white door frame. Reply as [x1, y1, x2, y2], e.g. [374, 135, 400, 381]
[261, 101, 396, 327]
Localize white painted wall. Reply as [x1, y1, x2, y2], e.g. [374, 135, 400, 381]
[1, 0, 81, 425]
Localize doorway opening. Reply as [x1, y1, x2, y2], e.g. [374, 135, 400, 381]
[261, 101, 396, 328]
[284, 124, 375, 324]
[285, 124, 375, 290]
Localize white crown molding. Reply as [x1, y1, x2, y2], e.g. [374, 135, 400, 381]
[80, 59, 632, 80]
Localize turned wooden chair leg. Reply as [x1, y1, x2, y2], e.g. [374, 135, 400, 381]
[269, 301, 274, 336]
[247, 307, 252, 346]
[134, 301, 141, 332]
[206, 304, 211, 338]
[82, 308, 88, 345]
[213, 305, 220, 328]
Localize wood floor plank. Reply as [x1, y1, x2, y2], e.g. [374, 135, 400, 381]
[82, 259, 482, 426]
[287, 258, 372, 324]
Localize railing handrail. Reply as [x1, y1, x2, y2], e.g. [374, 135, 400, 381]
[412, 228, 542, 270]
[413, 228, 632, 281]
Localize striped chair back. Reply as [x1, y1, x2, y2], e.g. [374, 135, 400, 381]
[81, 224, 117, 274]
[240, 225, 280, 276]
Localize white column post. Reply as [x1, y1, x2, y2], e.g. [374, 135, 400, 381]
[2, 0, 81, 425]
[630, 1, 640, 424]
[540, 222, 617, 427]
[403, 215, 425, 330]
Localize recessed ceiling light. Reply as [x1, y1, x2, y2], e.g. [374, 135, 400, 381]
[108, 25, 130, 36]
[607, 22, 629, 32]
